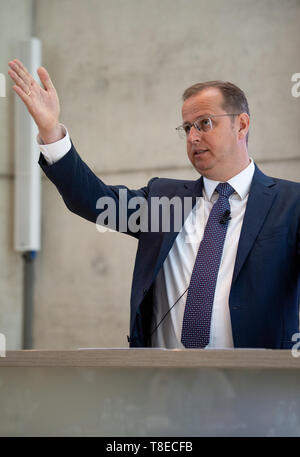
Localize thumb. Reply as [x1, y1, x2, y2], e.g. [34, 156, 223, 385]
[37, 66, 55, 91]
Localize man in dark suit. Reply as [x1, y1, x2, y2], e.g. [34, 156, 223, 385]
[8, 59, 300, 349]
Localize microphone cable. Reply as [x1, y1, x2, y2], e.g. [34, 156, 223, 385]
[148, 285, 189, 344]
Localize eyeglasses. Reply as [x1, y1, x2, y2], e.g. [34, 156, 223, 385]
[175, 114, 241, 139]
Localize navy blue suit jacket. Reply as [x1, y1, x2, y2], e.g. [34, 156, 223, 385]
[39, 142, 300, 349]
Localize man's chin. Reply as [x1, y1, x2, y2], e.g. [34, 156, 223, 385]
[193, 161, 214, 176]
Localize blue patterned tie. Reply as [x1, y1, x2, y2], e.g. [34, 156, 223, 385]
[181, 182, 235, 348]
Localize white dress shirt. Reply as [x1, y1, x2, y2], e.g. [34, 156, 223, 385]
[37, 126, 255, 349]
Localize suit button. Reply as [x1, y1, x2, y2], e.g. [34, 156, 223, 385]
[233, 306, 240, 310]
[143, 288, 148, 295]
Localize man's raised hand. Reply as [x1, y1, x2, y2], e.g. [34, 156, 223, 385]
[8, 59, 64, 143]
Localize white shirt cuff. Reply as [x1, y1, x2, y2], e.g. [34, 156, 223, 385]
[37, 124, 72, 165]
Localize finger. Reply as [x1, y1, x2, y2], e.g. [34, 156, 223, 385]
[37, 67, 55, 92]
[10, 59, 38, 93]
[8, 69, 31, 95]
[8, 60, 32, 87]
[12, 84, 34, 108]
[12, 58, 31, 79]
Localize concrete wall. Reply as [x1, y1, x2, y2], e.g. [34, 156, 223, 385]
[1, 0, 300, 348]
[0, 0, 33, 349]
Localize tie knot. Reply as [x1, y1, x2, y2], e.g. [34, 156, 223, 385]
[215, 182, 235, 198]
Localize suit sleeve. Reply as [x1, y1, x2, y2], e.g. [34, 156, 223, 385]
[39, 140, 158, 239]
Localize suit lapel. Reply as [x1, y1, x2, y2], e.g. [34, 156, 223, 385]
[231, 165, 277, 284]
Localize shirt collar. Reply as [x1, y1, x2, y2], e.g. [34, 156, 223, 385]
[203, 157, 255, 201]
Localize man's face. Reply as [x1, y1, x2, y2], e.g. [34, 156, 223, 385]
[181, 88, 243, 179]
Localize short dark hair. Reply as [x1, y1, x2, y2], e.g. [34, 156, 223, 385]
[182, 81, 250, 145]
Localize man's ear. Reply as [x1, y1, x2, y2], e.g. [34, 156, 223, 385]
[238, 113, 250, 142]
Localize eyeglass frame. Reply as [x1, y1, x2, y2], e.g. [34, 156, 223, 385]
[175, 113, 242, 138]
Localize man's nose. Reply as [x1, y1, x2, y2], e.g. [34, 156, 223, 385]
[187, 125, 202, 142]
